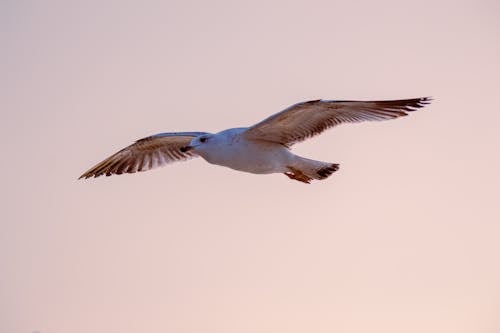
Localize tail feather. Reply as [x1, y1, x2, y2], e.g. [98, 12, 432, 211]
[285, 157, 339, 183]
[316, 163, 340, 179]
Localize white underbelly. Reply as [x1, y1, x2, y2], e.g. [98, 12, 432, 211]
[203, 143, 293, 174]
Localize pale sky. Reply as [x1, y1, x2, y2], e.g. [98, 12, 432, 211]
[2, 1, 500, 333]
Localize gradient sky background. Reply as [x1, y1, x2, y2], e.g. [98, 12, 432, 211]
[2, 1, 500, 332]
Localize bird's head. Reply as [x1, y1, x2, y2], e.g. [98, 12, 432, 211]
[180, 134, 214, 154]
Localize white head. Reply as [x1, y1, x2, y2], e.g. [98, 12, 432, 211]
[180, 134, 216, 156]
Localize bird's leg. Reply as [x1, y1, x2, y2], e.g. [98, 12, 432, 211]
[284, 166, 312, 184]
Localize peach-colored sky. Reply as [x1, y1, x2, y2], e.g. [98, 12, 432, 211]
[2, 1, 500, 332]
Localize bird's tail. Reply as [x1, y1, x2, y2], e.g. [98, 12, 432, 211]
[285, 157, 339, 183]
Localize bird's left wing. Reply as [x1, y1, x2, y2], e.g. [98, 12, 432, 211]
[242, 98, 430, 147]
[79, 132, 209, 179]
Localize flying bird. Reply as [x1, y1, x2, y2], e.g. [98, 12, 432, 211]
[79, 97, 430, 183]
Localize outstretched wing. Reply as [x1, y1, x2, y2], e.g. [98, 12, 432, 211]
[79, 132, 209, 179]
[243, 98, 431, 147]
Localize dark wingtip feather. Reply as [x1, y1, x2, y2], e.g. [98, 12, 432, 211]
[376, 97, 432, 113]
[410, 96, 432, 109]
[78, 171, 92, 180]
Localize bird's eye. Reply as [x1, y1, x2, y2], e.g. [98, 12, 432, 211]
[200, 137, 207, 143]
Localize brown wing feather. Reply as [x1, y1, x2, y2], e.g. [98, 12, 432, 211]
[79, 132, 208, 179]
[243, 97, 431, 146]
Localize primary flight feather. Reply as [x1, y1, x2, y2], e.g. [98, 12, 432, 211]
[80, 97, 430, 183]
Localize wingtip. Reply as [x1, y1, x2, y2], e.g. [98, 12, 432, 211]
[404, 97, 433, 111]
[418, 96, 433, 106]
[78, 170, 102, 180]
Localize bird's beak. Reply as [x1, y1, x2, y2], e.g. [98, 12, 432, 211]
[180, 145, 192, 153]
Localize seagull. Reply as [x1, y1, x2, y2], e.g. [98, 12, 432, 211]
[79, 97, 430, 183]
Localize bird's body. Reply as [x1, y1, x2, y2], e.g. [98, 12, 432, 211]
[191, 128, 292, 174]
[80, 97, 430, 183]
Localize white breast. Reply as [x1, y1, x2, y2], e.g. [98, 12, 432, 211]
[199, 130, 294, 174]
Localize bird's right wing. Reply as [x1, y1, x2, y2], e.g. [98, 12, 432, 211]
[79, 132, 209, 179]
[243, 98, 430, 147]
